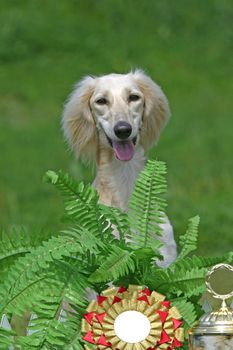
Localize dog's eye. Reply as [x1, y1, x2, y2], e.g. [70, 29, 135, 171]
[96, 97, 108, 105]
[128, 94, 140, 102]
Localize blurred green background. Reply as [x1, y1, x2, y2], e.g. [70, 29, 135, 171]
[0, 0, 232, 256]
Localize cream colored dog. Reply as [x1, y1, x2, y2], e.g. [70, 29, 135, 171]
[63, 70, 177, 267]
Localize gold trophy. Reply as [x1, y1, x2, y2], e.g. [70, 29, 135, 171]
[189, 263, 233, 349]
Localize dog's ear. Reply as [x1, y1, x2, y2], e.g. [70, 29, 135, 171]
[132, 70, 171, 150]
[62, 76, 97, 161]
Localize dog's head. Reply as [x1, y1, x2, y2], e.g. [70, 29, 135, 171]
[63, 70, 170, 162]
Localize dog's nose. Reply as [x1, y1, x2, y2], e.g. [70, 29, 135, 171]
[114, 121, 132, 139]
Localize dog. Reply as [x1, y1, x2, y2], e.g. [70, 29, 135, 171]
[62, 69, 177, 267]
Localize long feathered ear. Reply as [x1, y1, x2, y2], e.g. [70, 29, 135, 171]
[62, 76, 97, 161]
[132, 70, 171, 150]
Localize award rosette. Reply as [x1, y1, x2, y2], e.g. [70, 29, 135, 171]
[82, 285, 184, 350]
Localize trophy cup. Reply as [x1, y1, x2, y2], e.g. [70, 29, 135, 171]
[189, 263, 233, 349]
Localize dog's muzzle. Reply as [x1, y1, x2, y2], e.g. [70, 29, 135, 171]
[103, 121, 137, 162]
[114, 121, 132, 140]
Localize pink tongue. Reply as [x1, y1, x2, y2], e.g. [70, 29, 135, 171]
[112, 140, 135, 161]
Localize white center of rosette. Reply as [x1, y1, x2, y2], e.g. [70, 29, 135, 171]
[114, 310, 151, 343]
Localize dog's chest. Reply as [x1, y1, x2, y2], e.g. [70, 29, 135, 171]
[107, 147, 145, 210]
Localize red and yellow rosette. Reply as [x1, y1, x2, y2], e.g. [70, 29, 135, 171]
[81, 285, 184, 350]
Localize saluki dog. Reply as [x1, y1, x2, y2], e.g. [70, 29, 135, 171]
[62, 69, 177, 267]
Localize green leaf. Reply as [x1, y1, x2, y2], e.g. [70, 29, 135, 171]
[45, 170, 114, 243]
[44, 170, 59, 184]
[61, 225, 106, 254]
[148, 253, 232, 298]
[0, 233, 85, 315]
[1, 159, 232, 348]
[14, 263, 88, 349]
[171, 299, 197, 335]
[99, 204, 129, 242]
[128, 160, 167, 252]
[89, 246, 135, 282]
[178, 216, 200, 259]
[0, 228, 52, 280]
[0, 327, 16, 350]
[149, 265, 207, 297]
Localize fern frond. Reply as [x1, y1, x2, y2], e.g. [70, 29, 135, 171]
[148, 253, 232, 299]
[0, 327, 15, 350]
[89, 246, 135, 282]
[16, 299, 86, 349]
[59, 313, 86, 350]
[172, 254, 232, 272]
[128, 160, 167, 252]
[44, 170, 98, 206]
[51, 260, 90, 308]
[149, 266, 207, 297]
[0, 233, 86, 314]
[14, 262, 89, 349]
[0, 228, 51, 259]
[64, 337, 87, 350]
[61, 225, 106, 255]
[17, 318, 74, 349]
[0, 228, 52, 281]
[1, 161, 231, 348]
[178, 216, 200, 259]
[171, 299, 197, 335]
[226, 250, 233, 263]
[99, 204, 129, 242]
[45, 170, 114, 243]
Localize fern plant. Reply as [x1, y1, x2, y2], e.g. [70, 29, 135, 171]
[0, 159, 232, 350]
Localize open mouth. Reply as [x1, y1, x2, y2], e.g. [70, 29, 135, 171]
[106, 135, 137, 161]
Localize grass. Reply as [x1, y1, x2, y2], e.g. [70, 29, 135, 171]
[0, 0, 232, 256]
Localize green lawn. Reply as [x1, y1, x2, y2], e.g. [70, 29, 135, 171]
[0, 0, 232, 256]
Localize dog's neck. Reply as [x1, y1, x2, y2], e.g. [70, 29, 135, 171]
[93, 145, 145, 210]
